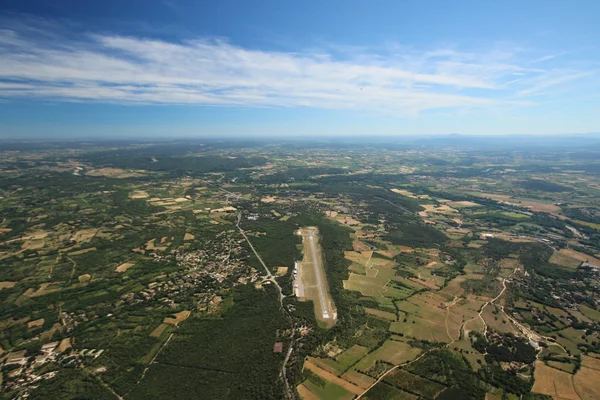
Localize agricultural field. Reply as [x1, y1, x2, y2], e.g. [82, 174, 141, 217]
[532, 361, 579, 399]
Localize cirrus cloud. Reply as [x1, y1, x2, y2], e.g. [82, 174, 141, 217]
[0, 20, 596, 115]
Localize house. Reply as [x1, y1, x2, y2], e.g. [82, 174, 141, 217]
[5, 350, 28, 366]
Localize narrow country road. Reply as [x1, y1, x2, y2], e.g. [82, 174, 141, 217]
[235, 212, 295, 399]
[445, 296, 460, 342]
[235, 213, 285, 306]
[357, 263, 565, 399]
[462, 265, 518, 339]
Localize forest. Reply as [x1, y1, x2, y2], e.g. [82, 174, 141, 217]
[130, 284, 288, 399]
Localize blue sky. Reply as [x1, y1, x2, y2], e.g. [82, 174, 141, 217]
[1, 0, 599, 138]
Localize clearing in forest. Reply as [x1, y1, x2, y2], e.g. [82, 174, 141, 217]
[116, 262, 135, 273]
[183, 232, 195, 241]
[72, 229, 98, 243]
[0, 282, 16, 290]
[150, 323, 169, 338]
[164, 311, 191, 325]
[129, 190, 150, 199]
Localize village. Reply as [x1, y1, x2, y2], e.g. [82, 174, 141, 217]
[3, 339, 102, 397]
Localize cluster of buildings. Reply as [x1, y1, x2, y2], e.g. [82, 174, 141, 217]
[511, 272, 600, 332]
[2, 339, 102, 396]
[121, 235, 260, 310]
[3, 229, 267, 395]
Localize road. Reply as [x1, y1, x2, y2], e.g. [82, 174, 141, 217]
[235, 212, 295, 399]
[357, 264, 564, 399]
[445, 296, 460, 342]
[357, 295, 463, 398]
[462, 266, 518, 339]
[355, 338, 452, 400]
[236, 213, 285, 306]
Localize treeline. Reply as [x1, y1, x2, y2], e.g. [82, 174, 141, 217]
[235, 202, 302, 270]
[292, 181, 423, 213]
[79, 149, 267, 174]
[307, 183, 447, 248]
[242, 216, 302, 271]
[471, 332, 537, 364]
[481, 363, 533, 395]
[408, 349, 487, 400]
[482, 239, 578, 280]
[278, 180, 448, 248]
[385, 222, 448, 248]
[518, 179, 570, 192]
[258, 167, 347, 183]
[470, 211, 531, 226]
[562, 207, 600, 225]
[518, 242, 581, 280]
[316, 173, 410, 186]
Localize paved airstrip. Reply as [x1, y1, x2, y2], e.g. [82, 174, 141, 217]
[294, 227, 337, 326]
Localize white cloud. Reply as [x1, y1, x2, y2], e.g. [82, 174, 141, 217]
[0, 24, 595, 114]
[516, 71, 595, 97]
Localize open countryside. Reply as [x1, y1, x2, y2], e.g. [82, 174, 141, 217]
[1, 138, 600, 400]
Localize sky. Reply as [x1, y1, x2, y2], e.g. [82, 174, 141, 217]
[0, 0, 599, 138]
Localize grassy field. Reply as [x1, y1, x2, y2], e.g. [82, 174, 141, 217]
[364, 307, 397, 321]
[547, 360, 576, 373]
[302, 379, 355, 400]
[578, 304, 600, 322]
[341, 370, 375, 389]
[532, 361, 580, 400]
[335, 345, 371, 369]
[573, 358, 600, 400]
[354, 339, 421, 371]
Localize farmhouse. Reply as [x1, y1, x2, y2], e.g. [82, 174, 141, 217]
[5, 350, 28, 366]
[581, 262, 600, 271]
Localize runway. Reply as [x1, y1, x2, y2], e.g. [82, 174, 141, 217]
[295, 227, 337, 325]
